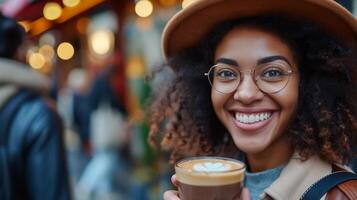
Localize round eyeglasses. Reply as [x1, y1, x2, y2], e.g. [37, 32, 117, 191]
[204, 63, 295, 94]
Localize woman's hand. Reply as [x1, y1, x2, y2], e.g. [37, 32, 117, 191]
[163, 175, 180, 200]
[240, 188, 251, 200]
[163, 175, 251, 200]
[163, 190, 180, 200]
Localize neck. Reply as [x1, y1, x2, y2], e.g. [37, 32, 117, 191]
[246, 136, 293, 172]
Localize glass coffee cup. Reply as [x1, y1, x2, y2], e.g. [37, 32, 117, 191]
[175, 156, 245, 200]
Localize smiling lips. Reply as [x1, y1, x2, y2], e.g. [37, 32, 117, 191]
[233, 111, 274, 131]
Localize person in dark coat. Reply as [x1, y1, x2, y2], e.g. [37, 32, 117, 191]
[0, 13, 71, 200]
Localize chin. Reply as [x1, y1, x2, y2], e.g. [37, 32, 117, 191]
[232, 138, 269, 155]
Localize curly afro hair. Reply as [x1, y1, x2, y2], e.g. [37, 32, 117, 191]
[149, 15, 357, 164]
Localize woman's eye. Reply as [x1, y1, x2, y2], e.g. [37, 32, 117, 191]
[262, 69, 283, 77]
[216, 70, 236, 79]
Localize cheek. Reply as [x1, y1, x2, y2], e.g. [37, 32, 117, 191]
[211, 89, 226, 116]
[276, 78, 299, 116]
[287, 78, 299, 109]
[211, 90, 220, 113]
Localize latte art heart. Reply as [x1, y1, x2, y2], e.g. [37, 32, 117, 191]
[193, 162, 231, 172]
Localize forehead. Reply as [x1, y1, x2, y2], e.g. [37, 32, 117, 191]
[214, 26, 297, 67]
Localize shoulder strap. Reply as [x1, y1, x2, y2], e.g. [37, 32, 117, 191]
[337, 179, 357, 199]
[300, 171, 357, 200]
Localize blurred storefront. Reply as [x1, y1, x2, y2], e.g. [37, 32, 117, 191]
[0, 0, 355, 199]
[0, 0, 182, 199]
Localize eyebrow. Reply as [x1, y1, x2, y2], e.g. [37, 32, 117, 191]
[257, 55, 292, 66]
[215, 58, 239, 66]
[215, 55, 292, 67]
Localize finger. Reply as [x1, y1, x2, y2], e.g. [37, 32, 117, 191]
[171, 174, 178, 186]
[240, 188, 251, 200]
[163, 190, 180, 200]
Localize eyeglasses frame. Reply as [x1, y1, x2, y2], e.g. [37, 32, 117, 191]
[204, 63, 295, 94]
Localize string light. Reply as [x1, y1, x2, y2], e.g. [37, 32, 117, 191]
[29, 53, 46, 69]
[63, 0, 81, 7]
[43, 2, 62, 20]
[135, 0, 153, 18]
[57, 42, 75, 60]
[89, 29, 114, 56]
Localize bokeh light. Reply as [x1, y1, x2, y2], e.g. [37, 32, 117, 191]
[29, 53, 46, 69]
[57, 42, 74, 60]
[43, 2, 63, 20]
[135, 0, 153, 18]
[76, 17, 90, 34]
[63, 0, 81, 7]
[89, 29, 114, 56]
[39, 44, 55, 60]
[39, 33, 56, 46]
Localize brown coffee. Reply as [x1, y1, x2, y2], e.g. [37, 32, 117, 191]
[175, 157, 245, 200]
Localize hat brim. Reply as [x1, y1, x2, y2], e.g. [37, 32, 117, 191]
[162, 0, 357, 61]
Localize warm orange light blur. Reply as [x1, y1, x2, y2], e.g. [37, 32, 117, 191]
[26, 47, 37, 66]
[89, 29, 114, 56]
[63, 0, 81, 7]
[29, 53, 46, 69]
[27, 0, 104, 36]
[135, 0, 153, 18]
[135, 17, 153, 31]
[43, 2, 63, 20]
[30, 18, 52, 36]
[57, 0, 105, 23]
[18, 21, 30, 32]
[159, 0, 177, 7]
[126, 56, 146, 77]
[57, 42, 75, 60]
[76, 17, 90, 34]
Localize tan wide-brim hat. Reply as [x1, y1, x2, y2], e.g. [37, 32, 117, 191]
[162, 0, 357, 61]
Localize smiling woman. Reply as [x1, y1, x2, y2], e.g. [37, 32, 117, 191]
[149, 1, 357, 200]
[210, 26, 300, 161]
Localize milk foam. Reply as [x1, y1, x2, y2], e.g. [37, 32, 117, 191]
[193, 162, 231, 172]
[175, 157, 245, 186]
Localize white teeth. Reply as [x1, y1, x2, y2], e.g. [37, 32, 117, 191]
[235, 112, 272, 124]
[248, 115, 255, 123]
[260, 113, 264, 119]
[243, 115, 248, 123]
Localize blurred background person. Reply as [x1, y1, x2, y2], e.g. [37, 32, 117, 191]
[57, 68, 91, 184]
[0, 12, 71, 200]
[77, 102, 131, 200]
[75, 64, 131, 200]
[57, 63, 132, 200]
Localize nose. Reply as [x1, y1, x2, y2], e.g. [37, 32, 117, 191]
[233, 74, 264, 104]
